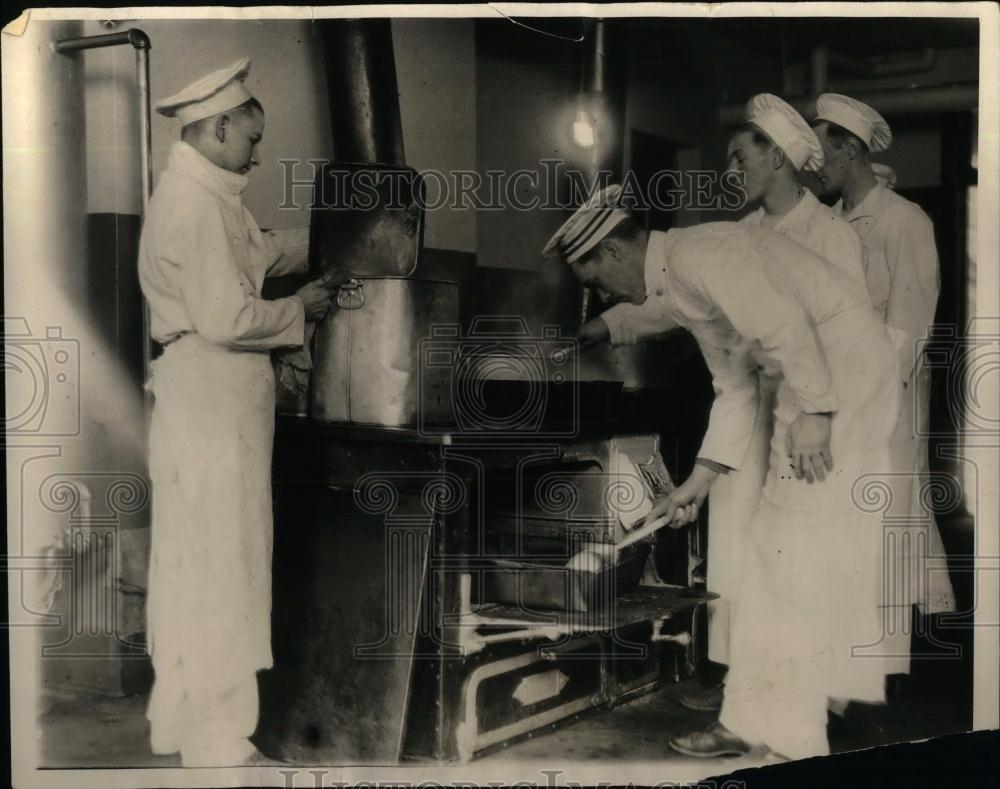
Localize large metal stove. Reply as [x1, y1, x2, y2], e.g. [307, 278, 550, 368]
[258, 404, 714, 763]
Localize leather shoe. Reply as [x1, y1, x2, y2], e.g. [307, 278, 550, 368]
[669, 722, 749, 758]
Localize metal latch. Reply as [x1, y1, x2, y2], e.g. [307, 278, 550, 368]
[337, 280, 365, 309]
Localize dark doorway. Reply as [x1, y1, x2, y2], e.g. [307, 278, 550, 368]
[629, 129, 697, 233]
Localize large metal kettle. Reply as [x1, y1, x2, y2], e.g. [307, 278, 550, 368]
[306, 163, 459, 427]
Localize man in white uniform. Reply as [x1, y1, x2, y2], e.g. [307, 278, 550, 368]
[697, 94, 872, 712]
[730, 94, 867, 290]
[544, 187, 899, 760]
[139, 57, 337, 767]
[581, 96, 870, 713]
[812, 94, 956, 679]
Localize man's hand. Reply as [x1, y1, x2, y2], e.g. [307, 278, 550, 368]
[577, 317, 611, 350]
[645, 463, 720, 528]
[785, 412, 834, 483]
[295, 275, 339, 322]
[317, 270, 357, 289]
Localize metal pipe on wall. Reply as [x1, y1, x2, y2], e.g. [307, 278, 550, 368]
[810, 45, 829, 95]
[582, 18, 608, 94]
[318, 19, 406, 165]
[135, 44, 153, 219]
[828, 47, 938, 79]
[53, 28, 153, 214]
[809, 45, 938, 98]
[719, 84, 978, 126]
[578, 18, 625, 181]
[54, 28, 155, 384]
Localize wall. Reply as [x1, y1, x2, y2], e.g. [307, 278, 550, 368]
[4, 17, 155, 697]
[764, 46, 978, 190]
[83, 17, 477, 248]
[878, 128, 944, 189]
[392, 18, 476, 253]
[83, 18, 333, 230]
[475, 21, 581, 271]
[623, 50, 718, 227]
[4, 17, 92, 556]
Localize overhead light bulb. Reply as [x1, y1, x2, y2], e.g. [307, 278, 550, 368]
[572, 109, 596, 148]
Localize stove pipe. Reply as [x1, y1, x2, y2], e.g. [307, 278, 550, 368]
[319, 19, 406, 166]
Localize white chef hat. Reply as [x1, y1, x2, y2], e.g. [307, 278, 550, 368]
[744, 93, 825, 172]
[156, 57, 255, 127]
[814, 93, 892, 153]
[871, 162, 898, 190]
[543, 185, 630, 264]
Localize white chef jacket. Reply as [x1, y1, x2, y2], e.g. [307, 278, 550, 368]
[595, 227, 899, 759]
[837, 182, 939, 383]
[740, 189, 869, 298]
[601, 191, 869, 350]
[612, 226, 850, 471]
[837, 182, 956, 628]
[140, 141, 309, 349]
[649, 224, 898, 759]
[688, 190, 864, 664]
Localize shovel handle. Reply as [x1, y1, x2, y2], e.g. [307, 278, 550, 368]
[579, 515, 673, 566]
[616, 515, 671, 551]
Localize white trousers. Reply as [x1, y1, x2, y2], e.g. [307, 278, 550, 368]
[147, 652, 259, 767]
[144, 335, 275, 768]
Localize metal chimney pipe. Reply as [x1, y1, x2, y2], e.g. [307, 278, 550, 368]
[319, 19, 405, 165]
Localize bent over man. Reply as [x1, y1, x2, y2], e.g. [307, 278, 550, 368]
[587, 95, 871, 716]
[544, 186, 899, 760]
[694, 93, 870, 710]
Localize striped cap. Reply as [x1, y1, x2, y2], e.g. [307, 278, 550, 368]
[543, 185, 629, 264]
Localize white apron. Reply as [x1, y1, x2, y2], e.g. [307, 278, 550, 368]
[145, 333, 276, 694]
[707, 200, 869, 665]
[719, 304, 899, 760]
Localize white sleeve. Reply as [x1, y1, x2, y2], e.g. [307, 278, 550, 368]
[679, 237, 840, 417]
[599, 296, 676, 346]
[694, 339, 760, 470]
[167, 202, 305, 350]
[264, 227, 312, 277]
[885, 206, 940, 382]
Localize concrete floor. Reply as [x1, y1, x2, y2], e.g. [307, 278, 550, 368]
[39, 665, 970, 772]
[39, 679, 765, 770]
[40, 689, 177, 770]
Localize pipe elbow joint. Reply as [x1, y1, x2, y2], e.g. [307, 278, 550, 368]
[128, 28, 151, 50]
